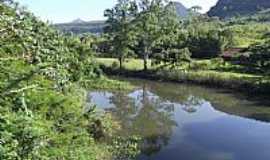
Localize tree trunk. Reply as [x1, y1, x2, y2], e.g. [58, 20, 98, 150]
[143, 48, 149, 71]
[119, 57, 123, 71]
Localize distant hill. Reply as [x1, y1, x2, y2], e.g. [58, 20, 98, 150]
[208, 0, 270, 19]
[168, 1, 189, 17]
[237, 9, 270, 23]
[55, 2, 188, 35]
[71, 18, 87, 24]
[54, 20, 106, 34]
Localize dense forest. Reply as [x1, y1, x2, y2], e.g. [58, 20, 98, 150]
[1, 0, 270, 159]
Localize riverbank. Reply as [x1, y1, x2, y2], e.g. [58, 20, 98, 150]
[98, 58, 270, 95]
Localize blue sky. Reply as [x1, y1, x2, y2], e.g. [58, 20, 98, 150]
[17, 0, 218, 23]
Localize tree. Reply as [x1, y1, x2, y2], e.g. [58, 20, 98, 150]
[104, 0, 138, 71]
[134, 0, 167, 71]
[244, 39, 270, 72]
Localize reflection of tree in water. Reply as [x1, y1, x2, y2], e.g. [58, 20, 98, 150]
[247, 113, 270, 122]
[182, 95, 204, 113]
[109, 84, 177, 156]
[135, 85, 177, 156]
[108, 91, 138, 131]
[145, 82, 204, 114]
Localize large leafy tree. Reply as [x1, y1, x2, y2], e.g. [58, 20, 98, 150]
[133, 0, 167, 71]
[153, 2, 192, 68]
[104, 0, 138, 70]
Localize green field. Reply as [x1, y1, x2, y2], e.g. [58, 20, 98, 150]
[96, 58, 152, 71]
[97, 58, 261, 77]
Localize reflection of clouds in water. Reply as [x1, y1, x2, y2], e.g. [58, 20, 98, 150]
[88, 91, 114, 109]
[172, 101, 226, 125]
[183, 115, 270, 160]
[127, 89, 175, 118]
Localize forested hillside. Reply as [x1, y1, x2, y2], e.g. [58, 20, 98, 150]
[208, 0, 270, 18]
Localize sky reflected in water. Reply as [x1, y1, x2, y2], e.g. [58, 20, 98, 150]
[88, 79, 270, 160]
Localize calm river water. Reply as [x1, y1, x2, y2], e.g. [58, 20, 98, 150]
[88, 78, 270, 160]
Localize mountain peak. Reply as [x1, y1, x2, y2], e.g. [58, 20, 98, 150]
[71, 18, 86, 24]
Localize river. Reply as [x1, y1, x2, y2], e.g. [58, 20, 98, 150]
[88, 78, 270, 160]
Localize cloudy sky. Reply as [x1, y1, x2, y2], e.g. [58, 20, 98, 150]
[17, 0, 218, 23]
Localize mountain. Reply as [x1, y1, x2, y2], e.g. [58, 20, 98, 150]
[208, 0, 270, 19]
[168, 1, 189, 17]
[71, 18, 86, 24]
[55, 2, 188, 35]
[54, 20, 106, 34]
[235, 9, 270, 23]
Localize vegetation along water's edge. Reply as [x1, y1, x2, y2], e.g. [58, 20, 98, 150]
[99, 58, 270, 95]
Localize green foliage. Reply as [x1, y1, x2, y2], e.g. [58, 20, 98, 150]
[110, 136, 141, 160]
[184, 18, 233, 58]
[104, 0, 138, 70]
[242, 39, 270, 73]
[224, 23, 270, 47]
[134, 0, 172, 71]
[80, 77, 135, 91]
[0, 1, 99, 87]
[0, 1, 140, 160]
[154, 48, 192, 69]
[102, 1, 235, 64]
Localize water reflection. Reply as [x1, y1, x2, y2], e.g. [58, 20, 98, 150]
[88, 78, 270, 160]
[108, 84, 177, 156]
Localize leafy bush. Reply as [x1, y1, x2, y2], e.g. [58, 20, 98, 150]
[0, 1, 140, 159]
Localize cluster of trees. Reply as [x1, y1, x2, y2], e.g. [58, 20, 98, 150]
[101, 0, 234, 71]
[241, 35, 270, 73]
[94, 0, 270, 74]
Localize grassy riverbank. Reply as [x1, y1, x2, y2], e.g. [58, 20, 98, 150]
[98, 58, 270, 95]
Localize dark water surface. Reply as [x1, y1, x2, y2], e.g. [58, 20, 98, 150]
[88, 78, 270, 160]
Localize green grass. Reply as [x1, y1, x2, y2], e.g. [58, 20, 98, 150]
[80, 77, 135, 91]
[96, 58, 152, 71]
[97, 58, 259, 77]
[97, 58, 270, 94]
